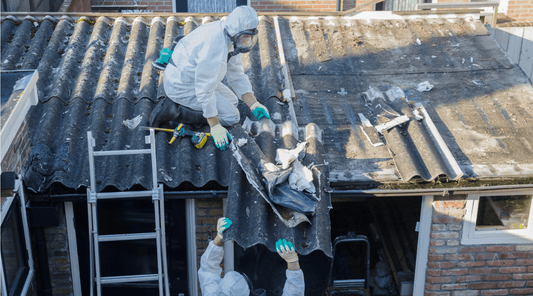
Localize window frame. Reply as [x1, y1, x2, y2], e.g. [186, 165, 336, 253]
[462, 191, 533, 245]
[1, 179, 34, 296]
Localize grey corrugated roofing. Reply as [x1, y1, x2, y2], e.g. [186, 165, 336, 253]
[226, 122, 332, 257]
[0, 14, 287, 192]
[2, 12, 533, 194]
[276, 15, 533, 186]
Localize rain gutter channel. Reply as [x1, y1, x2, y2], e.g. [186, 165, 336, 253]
[44, 184, 533, 201]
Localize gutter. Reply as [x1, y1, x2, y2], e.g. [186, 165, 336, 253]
[331, 184, 533, 197]
[43, 183, 533, 201]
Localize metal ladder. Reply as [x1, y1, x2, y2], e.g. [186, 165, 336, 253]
[86, 130, 170, 296]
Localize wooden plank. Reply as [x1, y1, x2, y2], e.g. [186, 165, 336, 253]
[494, 28, 510, 51]
[519, 27, 533, 81]
[417, 2, 499, 9]
[507, 27, 525, 65]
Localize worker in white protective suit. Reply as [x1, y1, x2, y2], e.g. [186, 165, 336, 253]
[150, 6, 270, 151]
[199, 217, 305, 296]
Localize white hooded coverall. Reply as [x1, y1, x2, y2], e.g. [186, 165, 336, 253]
[163, 6, 258, 126]
[199, 241, 305, 296]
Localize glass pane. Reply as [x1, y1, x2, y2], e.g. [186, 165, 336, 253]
[1, 195, 29, 294]
[476, 195, 532, 231]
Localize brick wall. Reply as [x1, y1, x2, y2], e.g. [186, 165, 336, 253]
[1, 118, 32, 174]
[59, 0, 91, 12]
[42, 203, 74, 295]
[251, 0, 374, 12]
[195, 198, 224, 295]
[426, 196, 533, 295]
[90, 0, 172, 12]
[508, 0, 533, 22]
[89, 0, 375, 13]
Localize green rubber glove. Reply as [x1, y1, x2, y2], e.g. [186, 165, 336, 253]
[250, 102, 270, 121]
[210, 124, 232, 151]
[276, 239, 299, 263]
[216, 217, 233, 239]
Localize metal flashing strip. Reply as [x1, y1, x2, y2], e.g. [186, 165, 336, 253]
[415, 103, 463, 181]
[186, 199, 198, 296]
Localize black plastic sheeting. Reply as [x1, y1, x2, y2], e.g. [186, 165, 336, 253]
[225, 122, 333, 258]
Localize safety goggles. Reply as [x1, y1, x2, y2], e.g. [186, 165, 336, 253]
[232, 28, 258, 53]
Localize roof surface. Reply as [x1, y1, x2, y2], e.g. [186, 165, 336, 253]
[2, 12, 532, 193]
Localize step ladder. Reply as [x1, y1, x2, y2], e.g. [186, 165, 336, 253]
[86, 130, 170, 296]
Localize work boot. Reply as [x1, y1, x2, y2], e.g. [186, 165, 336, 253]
[149, 97, 208, 128]
[149, 97, 181, 128]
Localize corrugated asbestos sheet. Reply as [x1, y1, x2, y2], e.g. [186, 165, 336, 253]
[0, 15, 286, 192]
[225, 121, 332, 257]
[277, 15, 533, 185]
[2, 13, 533, 190]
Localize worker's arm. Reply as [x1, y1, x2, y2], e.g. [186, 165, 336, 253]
[198, 240, 224, 296]
[276, 239, 304, 295]
[226, 53, 253, 99]
[282, 269, 305, 296]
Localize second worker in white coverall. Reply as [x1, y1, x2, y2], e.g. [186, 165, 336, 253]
[199, 217, 305, 296]
[149, 6, 270, 151]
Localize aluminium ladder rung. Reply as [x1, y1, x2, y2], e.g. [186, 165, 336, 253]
[98, 232, 157, 242]
[95, 190, 154, 200]
[93, 149, 151, 156]
[333, 279, 365, 289]
[100, 274, 160, 284]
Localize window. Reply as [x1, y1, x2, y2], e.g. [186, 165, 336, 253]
[462, 192, 533, 245]
[1, 180, 34, 296]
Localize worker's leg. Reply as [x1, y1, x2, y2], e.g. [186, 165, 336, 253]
[215, 83, 240, 126]
[150, 97, 208, 127]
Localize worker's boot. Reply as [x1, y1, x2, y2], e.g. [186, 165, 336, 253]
[150, 97, 208, 128]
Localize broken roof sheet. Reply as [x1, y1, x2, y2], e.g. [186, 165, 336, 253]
[2, 12, 533, 194]
[277, 14, 533, 186]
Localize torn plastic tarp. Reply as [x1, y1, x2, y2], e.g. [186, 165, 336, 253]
[260, 158, 317, 215]
[229, 125, 313, 227]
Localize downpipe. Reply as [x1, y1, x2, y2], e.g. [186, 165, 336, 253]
[35, 227, 53, 296]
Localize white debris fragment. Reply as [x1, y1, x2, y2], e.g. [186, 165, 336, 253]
[263, 162, 279, 172]
[470, 57, 474, 63]
[452, 43, 460, 47]
[417, 81, 434, 92]
[282, 89, 292, 101]
[385, 86, 405, 102]
[317, 66, 322, 72]
[276, 142, 308, 169]
[472, 80, 483, 86]
[358, 113, 372, 127]
[289, 160, 316, 194]
[363, 87, 385, 102]
[159, 169, 173, 182]
[123, 114, 142, 130]
[375, 115, 410, 134]
[272, 112, 282, 121]
[416, 38, 422, 45]
[462, 58, 465, 64]
[431, 55, 437, 59]
[34, 22, 39, 27]
[337, 88, 348, 95]
[415, 57, 420, 60]
[413, 108, 424, 120]
[66, 138, 71, 141]
[237, 138, 248, 147]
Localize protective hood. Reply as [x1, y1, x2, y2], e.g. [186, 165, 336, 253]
[218, 271, 250, 296]
[224, 6, 259, 37]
